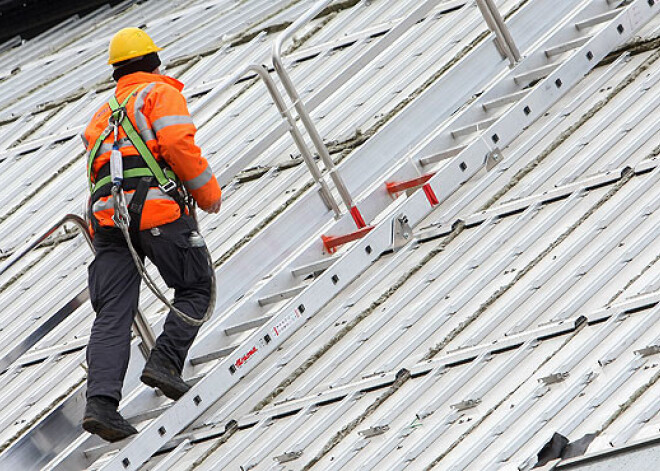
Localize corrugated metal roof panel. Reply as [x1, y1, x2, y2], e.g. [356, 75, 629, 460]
[1, 0, 660, 469]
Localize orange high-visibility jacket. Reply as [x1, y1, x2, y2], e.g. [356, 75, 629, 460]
[83, 72, 221, 230]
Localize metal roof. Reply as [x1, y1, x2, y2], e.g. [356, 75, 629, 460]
[0, 0, 659, 470]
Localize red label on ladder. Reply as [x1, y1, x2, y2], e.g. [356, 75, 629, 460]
[235, 346, 258, 369]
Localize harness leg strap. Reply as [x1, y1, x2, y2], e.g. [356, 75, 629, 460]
[127, 176, 154, 234]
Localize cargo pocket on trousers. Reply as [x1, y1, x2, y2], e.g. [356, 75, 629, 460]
[182, 244, 212, 287]
[146, 219, 211, 290]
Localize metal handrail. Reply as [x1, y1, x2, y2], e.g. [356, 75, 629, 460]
[0, 214, 91, 277]
[269, 0, 521, 224]
[193, 60, 342, 215]
[0, 214, 156, 360]
[248, 63, 341, 215]
[476, 0, 521, 66]
[272, 0, 364, 226]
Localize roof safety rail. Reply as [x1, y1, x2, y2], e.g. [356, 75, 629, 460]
[272, 0, 368, 230]
[476, 0, 521, 66]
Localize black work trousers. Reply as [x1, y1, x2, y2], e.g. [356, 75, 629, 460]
[86, 214, 212, 402]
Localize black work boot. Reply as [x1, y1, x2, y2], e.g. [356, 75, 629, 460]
[82, 396, 138, 442]
[140, 349, 190, 400]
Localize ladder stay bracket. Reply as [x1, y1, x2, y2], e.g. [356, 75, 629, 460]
[321, 226, 374, 254]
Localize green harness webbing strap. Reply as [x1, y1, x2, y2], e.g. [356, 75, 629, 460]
[91, 168, 177, 195]
[86, 126, 113, 193]
[87, 86, 140, 193]
[87, 84, 178, 195]
[108, 88, 176, 192]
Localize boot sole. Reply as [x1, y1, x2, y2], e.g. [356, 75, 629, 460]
[82, 417, 137, 443]
[140, 370, 188, 401]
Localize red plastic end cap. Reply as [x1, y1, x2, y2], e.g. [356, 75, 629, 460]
[349, 206, 367, 229]
[385, 173, 435, 194]
[322, 226, 374, 254]
[423, 183, 439, 206]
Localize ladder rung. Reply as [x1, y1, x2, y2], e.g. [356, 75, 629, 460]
[481, 89, 529, 111]
[190, 344, 238, 366]
[544, 36, 590, 57]
[88, 451, 120, 471]
[513, 63, 558, 85]
[575, 9, 620, 30]
[291, 256, 339, 278]
[257, 285, 306, 307]
[152, 374, 203, 398]
[224, 314, 274, 335]
[127, 404, 171, 424]
[85, 444, 122, 464]
[418, 144, 467, 166]
[450, 117, 498, 139]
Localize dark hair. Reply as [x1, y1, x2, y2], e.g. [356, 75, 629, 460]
[112, 52, 162, 81]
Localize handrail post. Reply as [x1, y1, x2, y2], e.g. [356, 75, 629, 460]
[248, 64, 341, 216]
[191, 61, 341, 215]
[476, 0, 521, 67]
[272, 0, 367, 228]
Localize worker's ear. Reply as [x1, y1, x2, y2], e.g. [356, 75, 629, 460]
[152, 67, 161, 75]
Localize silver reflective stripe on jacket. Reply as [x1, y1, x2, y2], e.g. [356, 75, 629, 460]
[92, 188, 177, 213]
[183, 164, 214, 191]
[133, 83, 157, 143]
[152, 115, 194, 133]
[97, 138, 134, 156]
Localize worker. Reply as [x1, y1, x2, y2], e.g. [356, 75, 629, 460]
[81, 27, 222, 442]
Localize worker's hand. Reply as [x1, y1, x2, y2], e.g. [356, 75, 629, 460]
[203, 199, 222, 214]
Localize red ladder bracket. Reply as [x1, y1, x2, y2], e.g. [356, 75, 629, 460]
[386, 173, 439, 206]
[322, 226, 374, 254]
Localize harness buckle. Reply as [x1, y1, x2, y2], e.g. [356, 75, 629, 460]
[159, 180, 178, 196]
[110, 107, 127, 126]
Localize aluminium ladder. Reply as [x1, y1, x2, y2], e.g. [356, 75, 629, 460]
[76, 1, 660, 470]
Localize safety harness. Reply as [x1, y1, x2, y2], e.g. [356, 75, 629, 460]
[87, 85, 215, 327]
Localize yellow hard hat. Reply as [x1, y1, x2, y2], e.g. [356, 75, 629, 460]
[108, 27, 162, 65]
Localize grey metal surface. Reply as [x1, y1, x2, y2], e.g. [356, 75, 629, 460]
[554, 435, 660, 471]
[1, 0, 659, 469]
